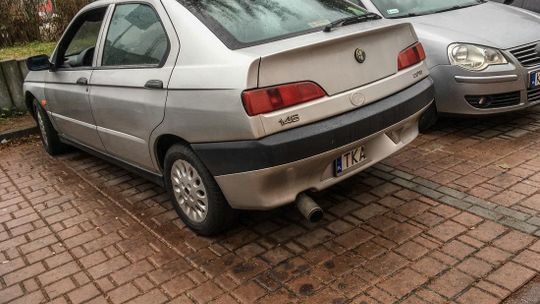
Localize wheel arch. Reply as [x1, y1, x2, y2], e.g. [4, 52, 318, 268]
[154, 134, 191, 172]
[25, 91, 38, 119]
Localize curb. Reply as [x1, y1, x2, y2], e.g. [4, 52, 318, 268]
[0, 126, 39, 142]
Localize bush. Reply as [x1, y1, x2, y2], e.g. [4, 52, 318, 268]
[0, 0, 94, 48]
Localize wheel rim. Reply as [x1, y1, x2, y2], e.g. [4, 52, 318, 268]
[36, 110, 48, 147]
[171, 159, 208, 223]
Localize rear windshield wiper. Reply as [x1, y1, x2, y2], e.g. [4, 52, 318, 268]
[323, 13, 381, 32]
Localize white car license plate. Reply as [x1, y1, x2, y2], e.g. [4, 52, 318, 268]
[530, 70, 540, 88]
[335, 146, 367, 176]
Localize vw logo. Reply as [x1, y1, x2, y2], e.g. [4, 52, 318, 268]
[354, 48, 366, 63]
[536, 44, 540, 56]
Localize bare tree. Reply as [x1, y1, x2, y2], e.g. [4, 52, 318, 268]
[0, 0, 41, 47]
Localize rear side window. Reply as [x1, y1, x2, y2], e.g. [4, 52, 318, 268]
[102, 4, 168, 67]
[180, 0, 368, 49]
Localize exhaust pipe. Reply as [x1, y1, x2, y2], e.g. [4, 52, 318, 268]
[296, 193, 324, 223]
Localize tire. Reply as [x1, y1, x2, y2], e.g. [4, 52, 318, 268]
[33, 100, 66, 155]
[418, 102, 439, 133]
[164, 144, 236, 236]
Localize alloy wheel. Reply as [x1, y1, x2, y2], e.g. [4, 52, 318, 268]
[170, 159, 209, 223]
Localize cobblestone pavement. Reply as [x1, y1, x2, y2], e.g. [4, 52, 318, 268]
[1, 106, 539, 304]
[383, 106, 540, 236]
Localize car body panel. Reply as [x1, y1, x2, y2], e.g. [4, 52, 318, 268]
[89, 0, 180, 171]
[90, 68, 173, 170]
[256, 23, 416, 96]
[46, 70, 106, 150]
[23, 71, 48, 110]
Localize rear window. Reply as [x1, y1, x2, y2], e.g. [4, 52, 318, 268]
[179, 0, 367, 49]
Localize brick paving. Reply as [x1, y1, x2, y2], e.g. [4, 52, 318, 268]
[382, 106, 540, 235]
[0, 106, 539, 304]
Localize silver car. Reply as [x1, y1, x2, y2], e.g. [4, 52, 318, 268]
[24, 0, 434, 235]
[356, 0, 540, 118]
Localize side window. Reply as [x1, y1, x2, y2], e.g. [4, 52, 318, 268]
[102, 4, 169, 67]
[56, 7, 107, 69]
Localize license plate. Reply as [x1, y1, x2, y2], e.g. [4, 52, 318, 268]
[335, 146, 367, 176]
[530, 71, 540, 88]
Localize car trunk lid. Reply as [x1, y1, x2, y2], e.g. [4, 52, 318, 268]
[253, 22, 417, 96]
[238, 21, 427, 137]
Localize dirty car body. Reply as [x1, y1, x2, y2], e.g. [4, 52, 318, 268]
[24, 0, 434, 234]
[358, 0, 540, 115]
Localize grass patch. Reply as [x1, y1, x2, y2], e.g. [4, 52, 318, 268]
[0, 42, 56, 60]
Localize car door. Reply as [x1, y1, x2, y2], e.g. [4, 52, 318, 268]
[45, 5, 110, 150]
[89, 0, 179, 171]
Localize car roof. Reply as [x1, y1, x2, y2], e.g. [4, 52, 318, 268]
[85, 0, 114, 7]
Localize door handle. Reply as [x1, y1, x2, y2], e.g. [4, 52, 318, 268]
[145, 80, 163, 89]
[76, 77, 88, 85]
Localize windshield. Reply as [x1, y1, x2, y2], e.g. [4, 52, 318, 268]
[369, 0, 484, 18]
[179, 0, 367, 49]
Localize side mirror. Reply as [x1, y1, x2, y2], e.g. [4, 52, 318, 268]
[26, 54, 52, 71]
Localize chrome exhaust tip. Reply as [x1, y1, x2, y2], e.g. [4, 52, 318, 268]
[295, 193, 324, 223]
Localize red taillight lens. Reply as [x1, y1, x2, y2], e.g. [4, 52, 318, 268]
[398, 42, 426, 71]
[242, 82, 326, 116]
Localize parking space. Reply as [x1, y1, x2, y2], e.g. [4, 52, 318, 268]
[383, 106, 540, 235]
[1, 106, 540, 304]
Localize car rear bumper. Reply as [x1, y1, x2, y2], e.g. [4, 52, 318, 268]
[192, 77, 435, 209]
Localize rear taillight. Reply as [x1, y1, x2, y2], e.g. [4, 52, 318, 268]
[398, 42, 426, 71]
[242, 82, 326, 116]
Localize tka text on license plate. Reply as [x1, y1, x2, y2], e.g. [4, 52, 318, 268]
[335, 146, 367, 176]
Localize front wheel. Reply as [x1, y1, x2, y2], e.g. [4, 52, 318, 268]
[33, 100, 66, 155]
[164, 144, 236, 235]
